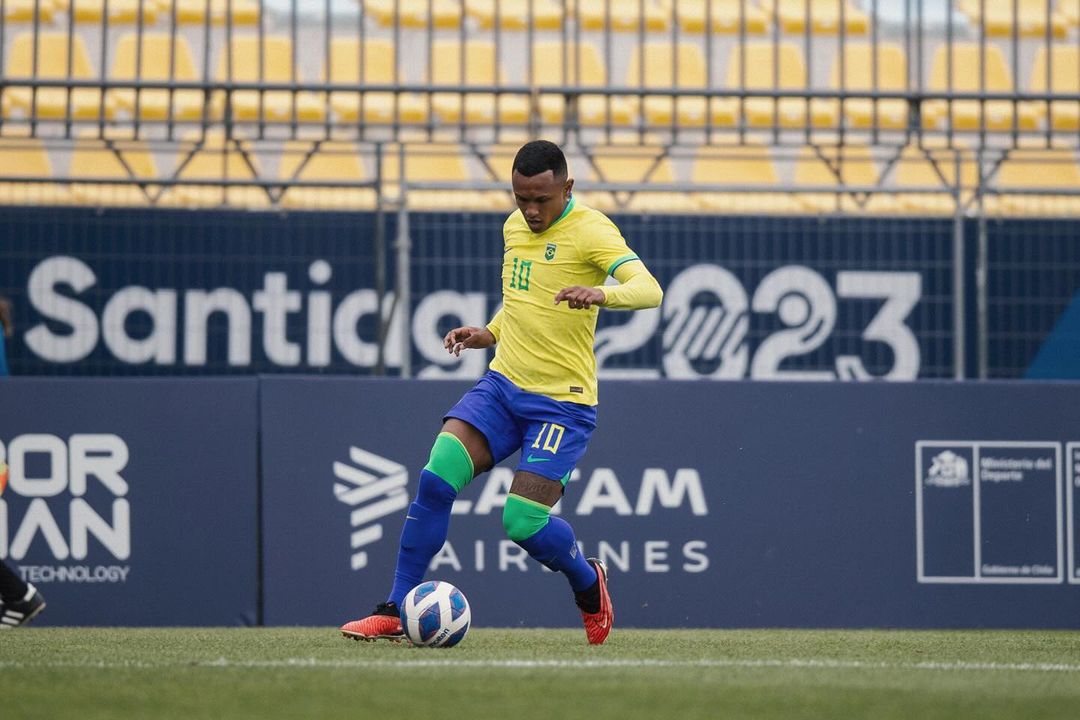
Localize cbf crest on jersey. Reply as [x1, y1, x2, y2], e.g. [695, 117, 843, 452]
[545, 243, 557, 261]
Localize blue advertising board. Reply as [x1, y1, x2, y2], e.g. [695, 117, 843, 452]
[1, 207, 956, 380]
[260, 377, 1080, 629]
[0, 378, 259, 626]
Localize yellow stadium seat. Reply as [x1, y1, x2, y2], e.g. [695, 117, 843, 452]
[382, 143, 503, 211]
[625, 43, 735, 128]
[716, 43, 836, 128]
[532, 42, 633, 126]
[760, 0, 868, 34]
[210, 36, 325, 123]
[52, 0, 157, 23]
[4, 0, 55, 21]
[571, 0, 669, 31]
[814, 43, 909, 130]
[326, 38, 427, 125]
[1029, 45, 1080, 131]
[464, 0, 564, 29]
[793, 144, 895, 213]
[362, 0, 462, 29]
[69, 134, 159, 207]
[956, 0, 1067, 38]
[994, 147, 1080, 216]
[430, 41, 529, 125]
[690, 140, 803, 213]
[659, 0, 769, 34]
[3, 33, 114, 120]
[883, 143, 978, 215]
[278, 141, 376, 210]
[0, 138, 71, 205]
[160, 132, 269, 208]
[108, 33, 205, 121]
[1060, 0, 1080, 27]
[155, 0, 260, 25]
[923, 43, 1039, 131]
[587, 145, 698, 212]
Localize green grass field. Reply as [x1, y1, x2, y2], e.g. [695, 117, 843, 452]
[3, 628, 1080, 720]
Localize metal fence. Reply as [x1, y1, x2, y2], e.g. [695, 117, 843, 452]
[2, 1, 1080, 380]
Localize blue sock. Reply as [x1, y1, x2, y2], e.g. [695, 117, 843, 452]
[517, 516, 598, 592]
[387, 469, 456, 606]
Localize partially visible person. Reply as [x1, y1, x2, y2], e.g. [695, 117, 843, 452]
[0, 295, 12, 376]
[0, 462, 46, 628]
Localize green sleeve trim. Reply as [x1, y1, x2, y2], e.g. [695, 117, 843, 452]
[607, 254, 640, 276]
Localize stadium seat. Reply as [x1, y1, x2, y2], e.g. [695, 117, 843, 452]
[882, 143, 978, 215]
[658, 0, 769, 34]
[625, 43, 735, 128]
[1029, 45, 1080, 131]
[52, 0, 157, 23]
[716, 43, 836, 128]
[4, 0, 55, 21]
[532, 42, 633, 127]
[108, 33, 205, 121]
[361, 0, 463, 29]
[690, 140, 803, 213]
[956, 0, 1068, 39]
[993, 147, 1080, 216]
[923, 43, 1039, 131]
[0, 138, 71, 205]
[759, 0, 869, 34]
[464, 0, 564, 29]
[816, 42, 910, 130]
[1060, 0, 1080, 28]
[160, 131, 270, 208]
[3, 32, 115, 120]
[586, 145, 699, 212]
[210, 36, 325, 123]
[155, 0, 260, 25]
[430, 41, 529, 125]
[571, 0, 669, 32]
[69, 134, 159, 206]
[793, 143, 896, 213]
[326, 38, 428, 125]
[382, 143, 505, 211]
[277, 141, 376, 210]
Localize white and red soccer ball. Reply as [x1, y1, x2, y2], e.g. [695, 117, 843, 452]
[400, 581, 471, 648]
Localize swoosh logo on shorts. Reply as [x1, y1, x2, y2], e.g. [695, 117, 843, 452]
[526, 454, 552, 463]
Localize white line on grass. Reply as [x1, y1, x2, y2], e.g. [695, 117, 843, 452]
[3, 658, 1080, 673]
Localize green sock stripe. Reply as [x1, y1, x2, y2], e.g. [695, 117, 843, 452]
[423, 432, 474, 493]
[503, 493, 551, 542]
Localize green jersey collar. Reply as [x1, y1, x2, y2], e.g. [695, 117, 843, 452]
[540, 195, 575, 233]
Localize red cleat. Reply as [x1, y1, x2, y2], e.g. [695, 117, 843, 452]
[340, 602, 405, 642]
[579, 558, 613, 645]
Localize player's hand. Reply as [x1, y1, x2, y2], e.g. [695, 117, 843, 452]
[554, 286, 606, 310]
[444, 326, 496, 357]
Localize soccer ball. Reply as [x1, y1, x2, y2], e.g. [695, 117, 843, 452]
[400, 581, 471, 648]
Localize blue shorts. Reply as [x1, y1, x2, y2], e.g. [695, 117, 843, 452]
[445, 370, 597, 484]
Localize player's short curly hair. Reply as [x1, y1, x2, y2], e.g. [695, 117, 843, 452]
[512, 140, 567, 180]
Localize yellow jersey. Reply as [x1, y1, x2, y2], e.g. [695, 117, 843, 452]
[486, 198, 661, 405]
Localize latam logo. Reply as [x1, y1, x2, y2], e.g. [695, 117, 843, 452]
[333, 447, 409, 570]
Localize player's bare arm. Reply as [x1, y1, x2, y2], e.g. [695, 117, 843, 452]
[554, 286, 606, 310]
[444, 326, 497, 356]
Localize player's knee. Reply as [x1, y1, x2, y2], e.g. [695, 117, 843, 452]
[423, 432, 474, 494]
[502, 494, 550, 542]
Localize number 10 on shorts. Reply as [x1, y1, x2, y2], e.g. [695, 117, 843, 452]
[532, 423, 565, 454]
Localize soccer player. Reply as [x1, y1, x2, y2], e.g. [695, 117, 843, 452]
[340, 140, 663, 645]
[0, 462, 47, 629]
